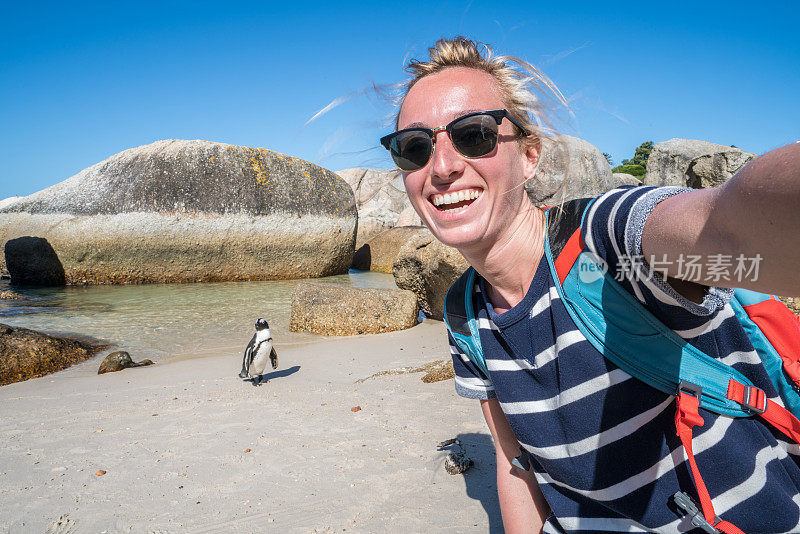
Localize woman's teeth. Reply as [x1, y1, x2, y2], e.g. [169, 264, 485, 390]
[431, 189, 482, 213]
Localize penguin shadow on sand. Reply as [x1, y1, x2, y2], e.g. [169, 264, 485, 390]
[448, 432, 503, 532]
[242, 365, 300, 386]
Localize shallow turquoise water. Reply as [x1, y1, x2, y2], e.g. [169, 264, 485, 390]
[0, 271, 397, 362]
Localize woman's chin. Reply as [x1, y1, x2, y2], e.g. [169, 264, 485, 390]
[426, 222, 485, 251]
[420, 200, 491, 251]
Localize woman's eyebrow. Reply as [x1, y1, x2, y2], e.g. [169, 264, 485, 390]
[403, 109, 485, 130]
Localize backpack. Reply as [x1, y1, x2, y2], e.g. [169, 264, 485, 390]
[443, 197, 800, 534]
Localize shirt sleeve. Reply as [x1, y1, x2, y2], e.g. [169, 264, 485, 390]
[580, 185, 735, 331]
[449, 331, 496, 400]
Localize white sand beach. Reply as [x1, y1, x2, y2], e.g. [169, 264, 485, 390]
[0, 321, 502, 533]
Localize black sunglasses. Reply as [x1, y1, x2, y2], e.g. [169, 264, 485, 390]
[380, 109, 530, 172]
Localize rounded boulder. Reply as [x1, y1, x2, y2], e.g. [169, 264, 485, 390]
[392, 229, 470, 320]
[336, 168, 421, 246]
[289, 282, 419, 336]
[0, 323, 107, 386]
[526, 135, 616, 205]
[0, 140, 357, 285]
[644, 139, 755, 188]
[352, 226, 428, 273]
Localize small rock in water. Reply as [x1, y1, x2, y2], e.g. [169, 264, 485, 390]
[0, 289, 24, 300]
[97, 351, 154, 374]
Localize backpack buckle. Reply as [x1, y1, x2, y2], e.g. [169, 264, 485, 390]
[511, 446, 532, 471]
[741, 384, 766, 415]
[673, 491, 721, 534]
[677, 380, 702, 399]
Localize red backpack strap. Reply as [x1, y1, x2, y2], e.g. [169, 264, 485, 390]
[675, 387, 746, 534]
[674, 379, 800, 534]
[554, 230, 584, 284]
[727, 379, 800, 443]
[545, 198, 593, 283]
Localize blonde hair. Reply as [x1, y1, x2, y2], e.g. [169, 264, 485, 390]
[397, 36, 569, 152]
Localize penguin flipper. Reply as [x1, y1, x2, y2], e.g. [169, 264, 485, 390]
[239, 335, 256, 378]
[270, 346, 278, 369]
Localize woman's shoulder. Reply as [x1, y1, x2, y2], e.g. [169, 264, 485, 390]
[579, 185, 734, 325]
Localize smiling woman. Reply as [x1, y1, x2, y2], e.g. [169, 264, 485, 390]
[381, 36, 800, 534]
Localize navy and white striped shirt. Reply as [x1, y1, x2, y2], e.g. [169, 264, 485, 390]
[450, 185, 800, 533]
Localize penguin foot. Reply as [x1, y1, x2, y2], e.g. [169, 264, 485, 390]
[238, 371, 248, 379]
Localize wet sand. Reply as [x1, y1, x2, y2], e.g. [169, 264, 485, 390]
[0, 321, 502, 533]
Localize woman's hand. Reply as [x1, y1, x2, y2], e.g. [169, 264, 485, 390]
[642, 142, 800, 296]
[481, 398, 550, 533]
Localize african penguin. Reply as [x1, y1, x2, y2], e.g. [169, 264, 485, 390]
[238, 318, 278, 384]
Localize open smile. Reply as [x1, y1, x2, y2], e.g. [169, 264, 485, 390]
[429, 188, 483, 214]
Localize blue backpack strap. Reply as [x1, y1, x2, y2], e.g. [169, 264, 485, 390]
[543, 199, 759, 418]
[443, 267, 489, 380]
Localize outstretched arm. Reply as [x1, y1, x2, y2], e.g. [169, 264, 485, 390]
[481, 398, 550, 533]
[642, 143, 800, 296]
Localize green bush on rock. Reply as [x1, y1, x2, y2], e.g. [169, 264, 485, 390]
[611, 164, 645, 178]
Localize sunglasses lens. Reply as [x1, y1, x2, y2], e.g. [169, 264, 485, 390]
[390, 130, 432, 171]
[450, 115, 499, 158]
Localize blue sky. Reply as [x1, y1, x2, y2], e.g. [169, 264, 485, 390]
[1, 1, 798, 200]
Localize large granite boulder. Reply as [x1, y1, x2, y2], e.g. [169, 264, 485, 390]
[613, 173, 641, 187]
[0, 197, 21, 210]
[0, 324, 108, 386]
[0, 140, 357, 285]
[397, 205, 422, 226]
[686, 150, 756, 189]
[289, 282, 419, 335]
[526, 135, 616, 205]
[352, 226, 428, 273]
[644, 139, 755, 188]
[336, 168, 421, 246]
[392, 229, 470, 320]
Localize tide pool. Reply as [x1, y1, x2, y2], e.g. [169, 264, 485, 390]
[0, 270, 397, 364]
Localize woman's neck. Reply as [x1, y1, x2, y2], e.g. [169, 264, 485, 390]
[461, 205, 546, 314]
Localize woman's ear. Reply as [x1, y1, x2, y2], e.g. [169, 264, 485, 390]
[522, 137, 541, 181]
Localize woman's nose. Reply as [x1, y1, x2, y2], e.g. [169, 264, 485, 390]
[430, 130, 465, 182]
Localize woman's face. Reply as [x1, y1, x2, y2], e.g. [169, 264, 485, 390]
[397, 67, 537, 252]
